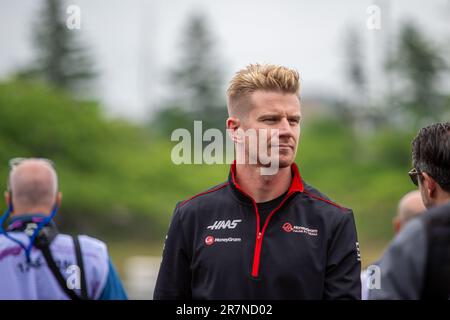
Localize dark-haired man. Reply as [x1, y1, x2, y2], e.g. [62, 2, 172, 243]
[369, 122, 450, 299]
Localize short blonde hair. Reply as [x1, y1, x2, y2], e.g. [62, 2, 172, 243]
[227, 63, 300, 115]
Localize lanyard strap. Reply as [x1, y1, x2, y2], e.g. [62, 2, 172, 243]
[0, 206, 58, 262]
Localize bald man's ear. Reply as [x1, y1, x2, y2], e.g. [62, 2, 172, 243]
[56, 192, 62, 207]
[4, 191, 11, 209]
[227, 117, 243, 143]
[393, 217, 401, 234]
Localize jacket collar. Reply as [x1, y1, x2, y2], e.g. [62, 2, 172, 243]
[227, 160, 304, 205]
[7, 214, 50, 232]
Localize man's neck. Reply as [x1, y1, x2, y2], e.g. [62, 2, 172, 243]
[235, 164, 292, 203]
[435, 194, 450, 207]
[12, 207, 52, 217]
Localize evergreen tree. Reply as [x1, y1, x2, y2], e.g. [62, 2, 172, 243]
[387, 21, 446, 123]
[19, 0, 96, 94]
[154, 12, 227, 134]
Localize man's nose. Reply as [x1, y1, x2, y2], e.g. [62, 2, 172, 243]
[278, 118, 293, 138]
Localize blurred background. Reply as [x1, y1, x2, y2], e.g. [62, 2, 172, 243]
[0, 0, 449, 298]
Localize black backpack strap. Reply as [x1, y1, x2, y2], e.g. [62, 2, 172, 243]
[40, 242, 81, 300]
[73, 235, 89, 300]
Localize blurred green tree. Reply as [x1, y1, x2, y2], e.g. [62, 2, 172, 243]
[152, 12, 227, 135]
[387, 21, 447, 124]
[339, 26, 375, 134]
[17, 0, 96, 95]
[344, 26, 367, 106]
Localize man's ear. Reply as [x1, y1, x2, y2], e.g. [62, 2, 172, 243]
[422, 172, 437, 199]
[393, 217, 401, 234]
[4, 191, 10, 207]
[226, 117, 242, 143]
[56, 192, 63, 207]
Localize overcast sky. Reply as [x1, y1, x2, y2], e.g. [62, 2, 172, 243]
[1, 0, 449, 121]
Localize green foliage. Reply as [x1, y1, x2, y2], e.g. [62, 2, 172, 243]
[297, 118, 417, 251]
[151, 106, 194, 137]
[0, 80, 158, 239]
[152, 12, 228, 134]
[0, 79, 231, 241]
[387, 21, 447, 124]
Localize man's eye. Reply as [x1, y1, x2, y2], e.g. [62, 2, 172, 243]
[289, 119, 300, 124]
[263, 118, 276, 122]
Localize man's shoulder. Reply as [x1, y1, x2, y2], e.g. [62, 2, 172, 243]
[298, 182, 352, 216]
[176, 182, 230, 211]
[396, 218, 425, 247]
[421, 201, 450, 226]
[78, 234, 108, 252]
[0, 232, 28, 249]
[54, 233, 108, 256]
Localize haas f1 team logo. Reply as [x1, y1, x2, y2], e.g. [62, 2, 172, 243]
[207, 219, 242, 230]
[282, 222, 294, 232]
[282, 222, 318, 236]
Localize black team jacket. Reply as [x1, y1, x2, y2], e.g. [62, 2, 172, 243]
[154, 162, 361, 299]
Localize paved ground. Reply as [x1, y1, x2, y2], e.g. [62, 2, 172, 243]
[123, 256, 161, 300]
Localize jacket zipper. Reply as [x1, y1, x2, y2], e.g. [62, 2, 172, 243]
[251, 231, 263, 277]
[250, 193, 293, 278]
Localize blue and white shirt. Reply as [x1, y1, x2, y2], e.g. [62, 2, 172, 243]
[0, 215, 127, 300]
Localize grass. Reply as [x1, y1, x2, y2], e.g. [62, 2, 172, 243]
[107, 240, 164, 276]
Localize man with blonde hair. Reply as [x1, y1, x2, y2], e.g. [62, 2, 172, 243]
[155, 64, 361, 299]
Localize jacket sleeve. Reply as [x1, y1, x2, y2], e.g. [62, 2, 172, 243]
[323, 210, 362, 300]
[368, 219, 426, 300]
[153, 205, 192, 300]
[98, 259, 128, 300]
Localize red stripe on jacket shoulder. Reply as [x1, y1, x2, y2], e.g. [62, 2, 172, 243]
[303, 190, 349, 213]
[179, 183, 229, 208]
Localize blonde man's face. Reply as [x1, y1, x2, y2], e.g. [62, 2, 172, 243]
[239, 90, 301, 168]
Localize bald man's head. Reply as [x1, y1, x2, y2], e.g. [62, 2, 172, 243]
[6, 159, 60, 215]
[393, 190, 426, 234]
